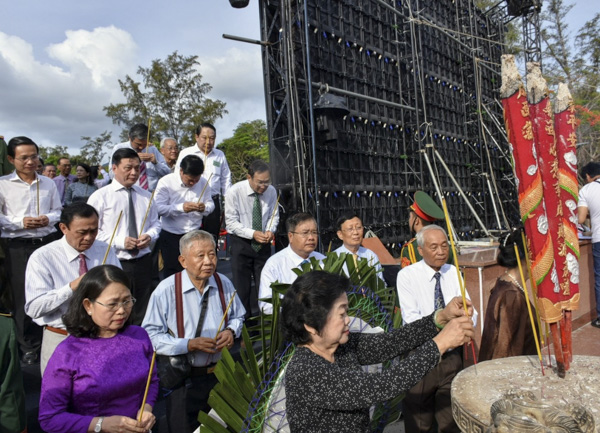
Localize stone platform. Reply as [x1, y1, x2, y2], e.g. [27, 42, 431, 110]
[451, 355, 599, 432]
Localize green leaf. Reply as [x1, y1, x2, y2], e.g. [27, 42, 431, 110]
[208, 389, 244, 433]
[198, 411, 230, 433]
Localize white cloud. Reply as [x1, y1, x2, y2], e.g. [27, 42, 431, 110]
[0, 26, 137, 151]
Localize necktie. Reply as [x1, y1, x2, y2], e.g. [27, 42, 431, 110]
[433, 272, 445, 310]
[127, 189, 139, 255]
[78, 253, 88, 276]
[139, 161, 149, 190]
[63, 177, 70, 201]
[251, 193, 263, 252]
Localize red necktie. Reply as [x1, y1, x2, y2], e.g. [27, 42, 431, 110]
[79, 253, 88, 276]
[139, 161, 149, 190]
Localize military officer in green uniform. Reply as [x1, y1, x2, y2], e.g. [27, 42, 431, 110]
[400, 191, 447, 268]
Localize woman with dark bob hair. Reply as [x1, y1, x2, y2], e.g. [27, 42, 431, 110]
[282, 270, 474, 432]
[479, 228, 538, 361]
[39, 265, 158, 433]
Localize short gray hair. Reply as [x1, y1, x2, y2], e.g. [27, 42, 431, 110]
[416, 224, 448, 247]
[160, 137, 177, 148]
[179, 230, 215, 254]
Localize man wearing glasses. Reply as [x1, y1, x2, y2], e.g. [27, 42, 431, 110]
[225, 160, 279, 320]
[24, 203, 121, 373]
[258, 212, 325, 314]
[0, 136, 62, 365]
[334, 212, 383, 278]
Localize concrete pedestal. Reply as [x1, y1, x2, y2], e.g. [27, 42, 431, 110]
[451, 355, 599, 432]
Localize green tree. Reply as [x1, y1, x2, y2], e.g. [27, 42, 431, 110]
[79, 131, 113, 166]
[104, 51, 227, 147]
[39, 145, 69, 168]
[218, 120, 269, 182]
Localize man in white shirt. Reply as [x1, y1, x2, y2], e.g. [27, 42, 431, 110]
[175, 123, 232, 242]
[578, 161, 600, 328]
[154, 155, 215, 278]
[225, 160, 279, 318]
[396, 224, 478, 433]
[88, 148, 161, 324]
[24, 203, 121, 373]
[334, 212, 382, 279]
[110, 123, 171, 192]
[258, 213, 325, 314]
[0, 136, 62, 365]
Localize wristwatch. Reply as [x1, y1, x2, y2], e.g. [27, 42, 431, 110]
[94, 416, 104, 432]
[225, 327, 235, 337]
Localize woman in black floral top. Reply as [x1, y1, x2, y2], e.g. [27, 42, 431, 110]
[282, 271, 474, 433]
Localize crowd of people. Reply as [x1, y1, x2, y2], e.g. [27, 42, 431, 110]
[0, 126, 591, 433]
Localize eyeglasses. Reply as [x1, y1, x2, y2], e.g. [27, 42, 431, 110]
[291, 230, 319, 238]
[255, 180, 271, 186]
[95, 297, 136, 312]
[342, 226, 364, 233]
[14, 155, 40, 163]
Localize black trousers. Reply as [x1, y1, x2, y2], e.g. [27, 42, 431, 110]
[159, 230, 184, 279]
[230, 235, 270, 318]
[402, 348, 463, 433]
[201, 195, 221, 244]
[119, 253, 156, 325]
[166, 374, 218, 433]
[3, 234, 55, 353]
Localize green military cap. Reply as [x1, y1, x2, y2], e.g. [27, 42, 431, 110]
[410, 191, 444, 222]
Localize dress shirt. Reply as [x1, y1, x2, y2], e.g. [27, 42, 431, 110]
[142, 271, 245, 367]
[109, 142, 171, 191]
[154, 172, 215, 234]
[334, 244, 383, 277]
[578, 180, 600, 242]
[225, 180, 279, 239]
[94, 168, 110, 189]
[175, 146, 232, 197]
[0, 172, 61, 238]
[258, 245, 326, 314]
[87, 180, 161, 260]
[397, 260, 478, 326]
[24, 237, 121, 328]
[53, 174, 78, 204]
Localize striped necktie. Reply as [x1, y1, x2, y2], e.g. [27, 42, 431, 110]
[139, 161, 149, 190]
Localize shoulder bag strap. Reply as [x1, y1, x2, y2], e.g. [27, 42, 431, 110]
[213, 272, 228, 324]
[174, 271, 184, 338]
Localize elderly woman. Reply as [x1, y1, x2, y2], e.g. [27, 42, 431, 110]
[282, 271, 474, 433]
[478, 229, 538, 361]
[65, 162, 98, 205]
[39, 265, 158, 433]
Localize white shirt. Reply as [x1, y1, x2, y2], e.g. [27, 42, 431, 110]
[225, 180, 280, 239]
[175, 146, 232, 197]
[578, 180, 600, 243]
[154, 172, 215, 235]
[87, 180, 161, 260]
[142, 271, 245, 367]
[258, 245, 326, 314]
[24, 237, 122, 328]
[0, 172, 61, 238]
[109, 142, 171, 191]
[396, 260, 478, 326]
[334, 244, 383, 277]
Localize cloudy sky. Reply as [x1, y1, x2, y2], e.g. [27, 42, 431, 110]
[0, 1, 592, 160]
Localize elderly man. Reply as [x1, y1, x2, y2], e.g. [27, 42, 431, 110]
[160, 137, 180, 172]
[154, 155, 214, 278]
[175, 123, 232, 243]
[42, 163, 57, 179]
[225, 160, 279, 318]
[396, 224, 477, 433]
[24, 203, 121, 373]
[578, 161, 600, 329]
[334, 212, 382, 278]
[142, 230, 245, 433]
[0, 136, 62, 364]
[88, 148, 161, 324]
[54, 157, 77, 205]
[258, 213, 325, 314]
[110, 123, 171, 192]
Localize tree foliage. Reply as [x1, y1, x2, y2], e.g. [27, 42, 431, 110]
[541, 0, 600, 164]
[79, 131, 112, 166]
[218, 120, 269, 182]
[39, 145, 69, 167]
[103, 51, 227, 147]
